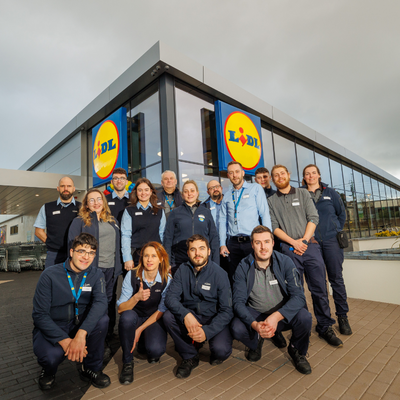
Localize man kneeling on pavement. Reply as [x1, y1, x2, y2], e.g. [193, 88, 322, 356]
[231, 225, 313, 374]
[32, 233, 111, 390]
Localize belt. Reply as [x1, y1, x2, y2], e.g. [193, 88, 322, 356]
[229, 235, 250, 243]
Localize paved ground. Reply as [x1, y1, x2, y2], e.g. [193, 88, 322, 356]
[1, 270, 400, 400]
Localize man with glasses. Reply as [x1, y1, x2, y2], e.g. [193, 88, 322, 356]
[34, 176, 81, 268]
[32, 233, 111, 390]
[105, 168, 130, 225]
[255, 167, 276, 198]
[156, 170, 183, 219]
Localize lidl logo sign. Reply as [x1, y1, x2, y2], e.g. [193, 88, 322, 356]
[92, 108, 128, 187]
[215, 101, 264, 174]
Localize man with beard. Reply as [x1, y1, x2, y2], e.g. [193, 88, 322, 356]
[164, 234, 233, 378]
[267, 165, 342, 347]
[219, 161, 271, 284]
[34, 177, 81, 268]
[156, 170, 183, 219]
[254, 167, 276, 198]
[105, 168, 130, 225]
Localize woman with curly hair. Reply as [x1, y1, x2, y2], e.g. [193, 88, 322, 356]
[117, 241, 171, 385]
[68, 188, 122, 303]
[121, 178, 166, 272]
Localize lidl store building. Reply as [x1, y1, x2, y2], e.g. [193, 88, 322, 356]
[2, 42, 400, 243]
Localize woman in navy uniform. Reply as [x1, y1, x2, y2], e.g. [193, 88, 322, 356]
[117, 242, 171, 384]
[121, 178, 166, 273]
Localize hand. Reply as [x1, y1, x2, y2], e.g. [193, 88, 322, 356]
[220, 245, 230, 257]
[64, 330, 87, 362]
[135, 282, 150, 301]
[259, 313, 282, 339]
[292, 239, 308, 256]
[58, 338, 72, 353]
[184, 313, 202, 334]
[124, 260, 134, 271]
[188, 327, 206, 343]
[131, 328, 142, 353]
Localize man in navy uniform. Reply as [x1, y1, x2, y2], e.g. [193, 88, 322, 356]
[156, 170, 183, 219]
[32, 233, 110, 390]
[105, 168, 130, 225]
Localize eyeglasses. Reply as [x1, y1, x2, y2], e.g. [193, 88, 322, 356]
[208, 185, 221, 191]
[74, 249, 96, 257]
[112, 177, 127, 181]
[88, 198, 103, 204]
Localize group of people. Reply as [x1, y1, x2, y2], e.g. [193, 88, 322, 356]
[32, 161, 351, 390]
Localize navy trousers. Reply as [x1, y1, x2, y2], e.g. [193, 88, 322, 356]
[119, 310, 167, 364]
[281, 242, 335, 334]
[231, 307, 312, 355]
[163, 310, 232, 360]
[98, 267, 115, 304]
[44, 251, 68, 269]
[33, 314, 109, 375]
[319, 236, 349, 317]
[226, 238, 252, 285]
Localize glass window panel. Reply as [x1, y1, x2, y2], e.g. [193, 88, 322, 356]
[330, 159, 344, 192]
[345, 197, 360, 238]
[356, 193, 370, 237]
[315, 153, 331, 187]
[296, 144, 315, 179]
[352, 170, 365, 194]
[342, 165, 354, 194]
[178, 162, 217, 202]
[378, 181, 387, 200]
[273, 134, 298, 181]
[129, 92, 161, 172]
[371, 179, 380, 199]
[130, 162, 162, 187]
[363, 175, 373, 198]
[261, 127, 275, 171]
[175, 88, 214, 164]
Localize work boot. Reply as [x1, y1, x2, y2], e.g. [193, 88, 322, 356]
[246, 337, 264, 362]
[288, 345, 311, 375]
[271, 331, 287, 348]
[338, 316, 352, 335]
[38, 369, 55, 390]
[119, 362, 134, 385]
[319, 327, 343, 347]
[80, 367, 111, 388]
[176, 355, 199, 378]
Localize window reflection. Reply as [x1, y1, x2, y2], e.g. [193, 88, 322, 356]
[261, 127, 275, 171]
[296, 144, 315, 177]
[130, 162, 162, 188]
[273, 133, 299, 181]
[315, 153, 331, 187]
[330, 159, 344, 192]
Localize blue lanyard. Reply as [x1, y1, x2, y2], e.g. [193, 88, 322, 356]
[165, 195, 174, 209]
[63, 263, 88, 325]
[232, 188, 245, 225]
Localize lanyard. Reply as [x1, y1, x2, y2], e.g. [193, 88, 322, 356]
[232, 188, 245, 225]
[165, 195, 174, 209]
[63, 263, 88, 325]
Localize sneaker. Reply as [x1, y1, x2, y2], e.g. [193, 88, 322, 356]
[119, 362, 134, 385]
[80, 367, 111, 388]
[176, 355, 199, 379]
[38, 369, 55, 390]
[271, 331, 287, 348]
[288, 345, 312, 375]
[246, 337, 264, 362]
[338, 316, 352, 335]
[209, 354, 224, 366]
[319, 327, 343, 347]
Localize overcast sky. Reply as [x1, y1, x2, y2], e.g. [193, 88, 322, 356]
[1, 0, 399, 180]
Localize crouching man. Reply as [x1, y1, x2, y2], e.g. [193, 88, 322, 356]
[164, 234, 233, 378]
[32, 233, 111, 390]
[231, 226, 313, 374]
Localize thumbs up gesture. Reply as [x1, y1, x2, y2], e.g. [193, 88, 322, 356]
[135, 281, 151, 301]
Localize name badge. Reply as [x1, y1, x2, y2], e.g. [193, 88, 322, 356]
[53, 211, 61, 215]
[323, 196, 331, 200]
[292, 202, 300, 206]
[201, 283, 211, 291]
[135, 212, 143, 216]
[82, 286, 92, 292]
[72, 210, 78, 212]
[269, 279, 278, 286]
[157, 202, 162, 205]
[108, 202, 115, 205]
[198, 214, 205, 222]
[155, 289, 161, 292]
[243, 194, 250, 199]
[210, 206, 215, 210]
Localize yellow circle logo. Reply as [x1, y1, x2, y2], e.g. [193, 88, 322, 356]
[93, 121, 120, 180]
[224, 112, 262, 170]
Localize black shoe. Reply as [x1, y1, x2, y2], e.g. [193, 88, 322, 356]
[147, 357, 160, 364]
[319, 327, 343, 347]
[103, 345, 112, 364]
[338, 316, 352, 335]
[209, 354, 224, 366]
[119, 362, 134, 385]
[246, 337, 264, 362]
[80, 367, 111, 388]
[176, 355, 199, 379]
[271, 331, 287, 348]
[288, 345, 311, 375]
[38, 369, 55, 390]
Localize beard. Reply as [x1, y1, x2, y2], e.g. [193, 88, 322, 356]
[60, 191, 73, 201]
[211, 192, 222, 201]
[274, 177, 290, 190]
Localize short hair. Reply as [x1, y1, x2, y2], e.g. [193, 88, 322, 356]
[251, 225, 274, 242]
[112, 168, 127, 177]
[71, 233, 98, 251]
[255, 167, 270, 175]
[186, 234, 210, 250]
[271, 164, 289, 176]
[161, 170, 177, 180]
[227, 161, 243, 170]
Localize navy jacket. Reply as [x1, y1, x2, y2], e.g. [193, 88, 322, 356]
[302, 183, 346, 242]
[165, 259, 233, 340]
[233, 252, 306, 328]
[163, 202, 219, 265]
[68, 212, 123, 279]
[156, 187, 183, 210]
[32, 262, 107, 345]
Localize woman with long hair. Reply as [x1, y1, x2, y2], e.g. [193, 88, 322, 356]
[68, 188, 122, 303]
[121, 178, 166, 272]
[302, 164, 352, 336]
[117, 242, 171, 385]
[163, 180, 219, 275]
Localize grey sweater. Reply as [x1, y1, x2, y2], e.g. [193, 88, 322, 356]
[267, 187, 319, 240]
